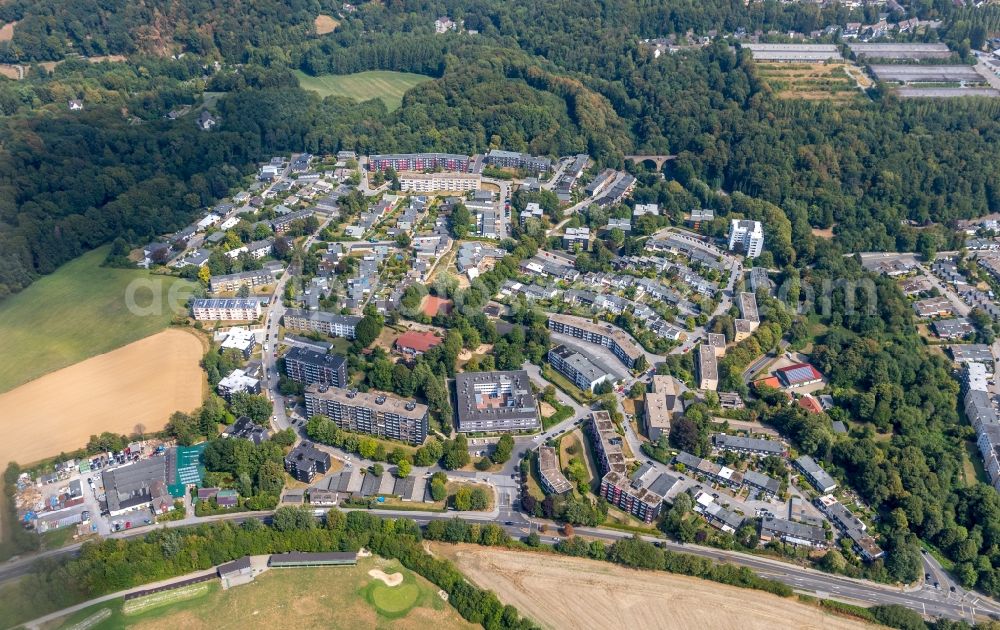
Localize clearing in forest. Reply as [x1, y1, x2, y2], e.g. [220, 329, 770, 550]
[756, 62, 865, 102]
[294, 70, 432, 111]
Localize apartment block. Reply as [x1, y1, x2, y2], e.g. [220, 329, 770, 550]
[192, 298, 261, 321]
[547, 313, 644, 369]
[399, 171, 481, 193]
[547, 345, 611, 392]
[283, 308, 361, 339]
[644, 375, 682, 441]
[284, 347, 347, 387]
[728, 219, 764, 258]
[484, 150, 551, 173]
[697, 344, 718, 391]
[454, 371, 540, 433]
[368, 153, 469, 172]
[305, 384, 428, 444]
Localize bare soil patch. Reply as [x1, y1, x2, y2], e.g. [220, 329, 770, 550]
[0, 21, 15, 42]
[314, 15, 340, 35]
[369, 569, 404, 586]
[0, 64, 20, 79]
[0, 329, 204, 467]
[811, 227, 835, 239]
[433, 544, 876, 630]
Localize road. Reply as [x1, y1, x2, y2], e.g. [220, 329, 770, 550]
[6, 505, 999, 623]
[920, 263, 971, 317]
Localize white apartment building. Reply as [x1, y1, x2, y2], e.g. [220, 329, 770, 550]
[399, 172, 481, 193]
[728, 219, 764, 258]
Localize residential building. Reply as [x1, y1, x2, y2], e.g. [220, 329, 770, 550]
[284, 442, 332, 483]
[712, 434, 785, 457]
[271, 209, 314, 234]
[644, 375, 683, 441]
[589, 412, 676, 523]
[547, 345, 612, 392]
[454, 371, 540, 433]
[697, 344, 718, 391]
[693, 491, 744, 533]
[222, 416, 270, 445]
[283, 309, 361, 339]
[795, 455, 838, 493]
[634, 203, 660, 217]
[368, 153, 469, 172]
[775, 363, 823, 388]
[217, 368, 261, 401]
[304, 384, 429, 445]
[246, 239, 274, 259]
[749, 267, 774, 295]
[707, 333, 727, 357]
[547, 313, 645, 369]
[284, 347, 347, 387]
[394, 330, 443, 356]
[563, 227, 591, 250]
[934, 317, 975, 340]
[484, 150, 551, 173]
[586, 169, 617, 197]
[912, 296, 953, 318]
[220, 327, 256, 358]
[209, 270, 274, 293]
[760, 517, 827, 548]
[520, 202, 545, 225]
[538, 446, 572, 494]
[191, 298, 261, 321]
[674, 451, 744, 488]
[728, 219, 764, 258]
[399, 171, 481, 193]
[816, 495, 884, 561]
[743, 470, 781, 499]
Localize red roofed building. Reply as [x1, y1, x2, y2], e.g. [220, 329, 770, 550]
[776, 363, 823, 388]
[753, 376, 782, 390]
[395, 330, 442, 356]
[797, 395, 823, 414]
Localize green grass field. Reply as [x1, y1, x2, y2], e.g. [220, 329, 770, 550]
[294, 70, 432, 111]
[0, 246, 195, 393]
[39, 557, 475, 630]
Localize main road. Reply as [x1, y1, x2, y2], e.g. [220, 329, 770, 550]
[2, 505, 998, 622]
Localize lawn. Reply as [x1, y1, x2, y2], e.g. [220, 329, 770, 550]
[41, 557, 475, 630]
[294, 70, 432, 111]
[0, 246, 195, 393]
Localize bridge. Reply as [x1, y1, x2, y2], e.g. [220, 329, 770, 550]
[624, 154, 676, 170]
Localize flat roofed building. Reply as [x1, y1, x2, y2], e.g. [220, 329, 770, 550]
[284, 347, 347, 387]
[707, 333, 727, 357]
[697, 344, 718, 391]
[210, 269, 274, 293]
[283, 309, 361, 339]
[588, 411, 627, 477]
[538, 446, 572, 494]
[368, 153, 469, 172]
[283, 442, 331, 483]
[848, 42, 951, 60]
[192, 298, 261, 321]
[728, 219, 764, 258]
[645, 375, 682, 441]
[738, 292, 760, 324]
[268, 551, 358, 567]
[454, 370, 540, 433]
[949, 344, 993, 364]
[547, 313, 644, 369]
[220, 327, 257, 358]
[760, 516, 827, 548]
[484, 150, 551, 173]
[795, 455, 837, 493]
[734, 318, 756, 343]
[217, 368, 261, 401]
[713, 434, 785, 457]
[547, 345, 612, 392]
[305, 384, 429, 445]
[399, 171, 481, 193]
[600, 463, 677, 523]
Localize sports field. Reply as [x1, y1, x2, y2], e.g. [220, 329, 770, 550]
[42, 557, 475, 630]
[294, 70, 432, 111]
[0, 246, 196, 393]
[434, 544, 876, 630]
[0, 328, 204, 468]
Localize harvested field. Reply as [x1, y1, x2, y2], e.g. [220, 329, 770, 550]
[0, 21, 15, 42]
[757, 62, 863, 102]
[0, 328, 204, 468]
[314, 14, 340, 34]
[0, 64, 20, 79]
[434, 544, 876, 630]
